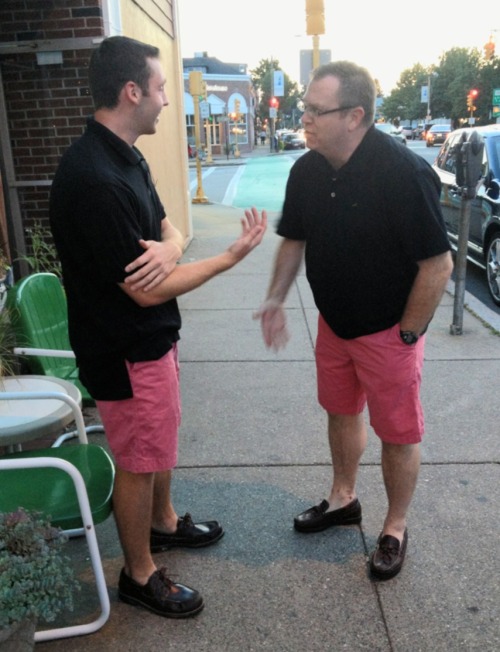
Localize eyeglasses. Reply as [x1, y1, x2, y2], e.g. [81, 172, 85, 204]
[297, 99, 357, 118]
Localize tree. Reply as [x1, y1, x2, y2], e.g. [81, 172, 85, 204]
[381, 46, 500, 128]
[251, 58, 301, 129]
[432, 47, 482, 124]
[382, 63, 430, 124]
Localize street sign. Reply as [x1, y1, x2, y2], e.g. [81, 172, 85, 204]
[200, 101, 210, 119]
[273, 71, 284, 97]
[493, 88, 500, 106]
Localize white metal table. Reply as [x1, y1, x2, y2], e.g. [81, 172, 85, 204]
[0, 375, 84, 448]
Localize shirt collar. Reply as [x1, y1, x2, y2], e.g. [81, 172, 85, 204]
[86, 117, 144, 167]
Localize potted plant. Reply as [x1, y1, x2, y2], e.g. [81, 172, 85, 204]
[0, 508, 79, 651]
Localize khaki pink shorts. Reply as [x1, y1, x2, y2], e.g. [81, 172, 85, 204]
[316, 315, 425, 444]
[96, 346, 181, 473]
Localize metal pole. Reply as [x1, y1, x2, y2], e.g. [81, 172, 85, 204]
[450, 186, 471, 335]
[312, 34, 320, 69]
[192, 94, 209, 204]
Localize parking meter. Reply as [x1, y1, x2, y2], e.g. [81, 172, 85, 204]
[456, 130, 484, 198]
[464, 130, 484, 198]
[451, 129, 485, 335]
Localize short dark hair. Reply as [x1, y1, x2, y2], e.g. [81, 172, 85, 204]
[88, 36, 160, 110]
[311, 61, 376, 125]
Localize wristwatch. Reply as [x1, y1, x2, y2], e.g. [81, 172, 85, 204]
[400, 330, 419, 345]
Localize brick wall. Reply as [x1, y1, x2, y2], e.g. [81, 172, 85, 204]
[0, 0, 104, 264]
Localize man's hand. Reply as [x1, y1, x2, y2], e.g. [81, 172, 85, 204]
[124, 238, 182, 292]
[253, 298, 290, 351]
[226, 207, 267, 262]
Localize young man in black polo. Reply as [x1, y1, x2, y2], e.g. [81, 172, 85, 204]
[50, 36, 266, 618]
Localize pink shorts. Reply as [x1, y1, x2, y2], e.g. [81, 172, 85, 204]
[316, 315, 425, 444]
[96, 346, 181, 473]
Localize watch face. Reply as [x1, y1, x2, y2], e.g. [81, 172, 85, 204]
[400, 331, 418, 344]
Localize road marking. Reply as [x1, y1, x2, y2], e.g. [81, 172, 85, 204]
[189, 166, 216, 192]
[222, 164, 246, 206]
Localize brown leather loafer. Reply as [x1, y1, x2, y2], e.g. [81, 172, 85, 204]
[118, 567, 204, 618]
[150, 513, 224, 552]
[294, 498, 362, 532]
[370, 528, 408, 580]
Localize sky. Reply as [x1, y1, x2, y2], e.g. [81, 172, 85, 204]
[177, 0, 499, 94]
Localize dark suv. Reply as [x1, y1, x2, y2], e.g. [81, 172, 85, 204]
[432, 125, 500, 305]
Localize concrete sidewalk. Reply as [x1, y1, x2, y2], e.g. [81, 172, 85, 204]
[40, 202, 500, 651]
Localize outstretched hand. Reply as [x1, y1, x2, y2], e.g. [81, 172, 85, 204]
[227, 207, 267, 262]
[253, 298, 290, 351]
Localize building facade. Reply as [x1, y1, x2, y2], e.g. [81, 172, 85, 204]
[183, 54, 256, 156]
[0, 0, 191, 282]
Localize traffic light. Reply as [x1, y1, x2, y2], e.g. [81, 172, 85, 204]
[484, 38, 495, 61]
[467, 89, 478, 110]
[305, 0, 325, 35]
[269, 97, 279, 109]
[189, 71, 203, 96]
[467, 88, 479, 112]
[234, 99, 241, 116]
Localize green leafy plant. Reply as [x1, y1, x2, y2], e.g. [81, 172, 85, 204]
[17, 221, 62, 278]
[0, 508, 79, 628]
[0, 308, 17, 379]
[0, 248, 9, 278]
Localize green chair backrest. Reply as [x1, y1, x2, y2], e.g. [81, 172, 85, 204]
[6, 273, 94, 405]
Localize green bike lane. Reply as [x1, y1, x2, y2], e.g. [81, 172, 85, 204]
[230, 154, 297, 212]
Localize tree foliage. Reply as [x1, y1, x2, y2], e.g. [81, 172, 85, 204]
[250, 57, 301, 128]
[381, 47, 500, 127]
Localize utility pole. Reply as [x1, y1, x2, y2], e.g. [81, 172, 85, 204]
[189, 71, 209, 204]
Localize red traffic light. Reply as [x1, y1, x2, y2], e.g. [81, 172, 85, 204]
[470, 89, 479, 98]
[269, 97, 279, 108]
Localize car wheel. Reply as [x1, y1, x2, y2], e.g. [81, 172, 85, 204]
[486, 233, 500, 305]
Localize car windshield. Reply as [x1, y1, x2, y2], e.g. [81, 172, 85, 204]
[431, 125, 450, 132]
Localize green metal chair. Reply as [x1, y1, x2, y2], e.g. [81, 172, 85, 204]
[6, 273, 104, 441]
[6, 272, 94, 407]
[0, 390, 115, 642]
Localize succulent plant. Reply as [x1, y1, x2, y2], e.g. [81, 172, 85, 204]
[0, 508, 79, 628]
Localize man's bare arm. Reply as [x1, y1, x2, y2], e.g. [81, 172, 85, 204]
[120, 208, 267, 307]
[400, 251, 454, 334]
[254, 238, 305, 350]
[123, 217, 184, 292]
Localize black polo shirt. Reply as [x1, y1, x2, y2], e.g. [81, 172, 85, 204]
[49, 119, 180, 400]
[278, 125, 451, 339]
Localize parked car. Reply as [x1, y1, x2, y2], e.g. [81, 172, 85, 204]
[283, 133, 306, 150]
[374, 122, 407, 145]
[432, 124, 500, 305]
[426, 124, 452, 147]
[401, 125, 415, 139]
